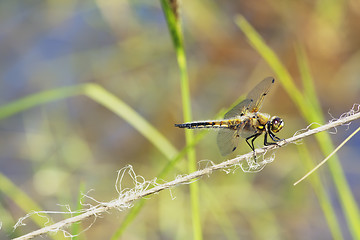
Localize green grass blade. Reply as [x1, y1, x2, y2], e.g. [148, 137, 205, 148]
[296, 126, 360, 186]
[0, 84, 178, 160]
[0, 174, 64, 240]
[297, 144, 344, 240]
[291, 49, 360, 233]
[160, 1, 202, 239]
[0, 86, 83, 120]
[71, 181, 86, 240]
[295, 44, 323, 115]
[203, 184, 239, 240]
[0, 200, 16, 236]
[110, 199, 146, 240]
[82, 84, 178, 160]
[317, 135, 360, 239]
[295, 41, 360, 240]
[235, 15, 360, 239]
[235, 16, 314, 120]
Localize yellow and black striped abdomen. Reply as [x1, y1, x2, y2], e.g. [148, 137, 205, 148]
[175, 119, 242, 129]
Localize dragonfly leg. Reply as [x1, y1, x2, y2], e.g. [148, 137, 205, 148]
[246, 133, 262, 152]
[246, 133, 262, 162]
[271, 131, 282, 141]
[264, 131, 282, 146]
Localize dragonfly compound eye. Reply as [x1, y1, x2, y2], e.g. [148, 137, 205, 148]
[270, 116, 284, 133]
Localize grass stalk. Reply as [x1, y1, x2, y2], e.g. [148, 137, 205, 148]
[297, 144, 344, 240]
[0, 174, 64, 240]
[160, 1, 202, 239]
[235, 15, 360, 239]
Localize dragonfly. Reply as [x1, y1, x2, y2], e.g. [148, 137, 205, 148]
[175, 77, 284, 156]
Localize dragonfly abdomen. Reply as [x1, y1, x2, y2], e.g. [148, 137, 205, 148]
[175, 120, 241, 129]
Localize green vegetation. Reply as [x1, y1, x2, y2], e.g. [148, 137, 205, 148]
[1, 1, 359, 239]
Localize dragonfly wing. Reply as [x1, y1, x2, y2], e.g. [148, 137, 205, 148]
[246, 77, 275, 113]
[217, 127, 243, 156]
[223, 99, 253, 119]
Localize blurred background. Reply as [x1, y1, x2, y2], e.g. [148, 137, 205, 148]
[0, 0, 360, 239]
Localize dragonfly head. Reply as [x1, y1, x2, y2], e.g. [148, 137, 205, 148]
[269, 116, 284, 133]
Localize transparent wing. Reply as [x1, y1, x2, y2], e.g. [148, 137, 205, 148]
[222, 77, 275, 119]
[217, 128, 240, 156]
[217, 119, 251, 156]
[223, 99, 253, 119]
[246, 77, 275, 113]
[216, 77, 275, 156]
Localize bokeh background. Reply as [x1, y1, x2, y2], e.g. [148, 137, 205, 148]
[0, 1, 360, 239]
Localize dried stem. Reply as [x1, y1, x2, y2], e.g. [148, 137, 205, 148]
[13, 111, 360, 240]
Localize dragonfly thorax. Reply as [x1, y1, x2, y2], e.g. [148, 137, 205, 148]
[252, 112, 271, 128]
